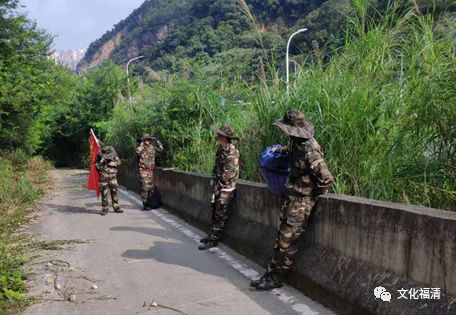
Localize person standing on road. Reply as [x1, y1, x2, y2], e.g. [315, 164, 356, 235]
[95, 145, 123, 216]
[251, 110, 333, 291]
[136, 134, 164, 210]
[199, 125, 240, 250]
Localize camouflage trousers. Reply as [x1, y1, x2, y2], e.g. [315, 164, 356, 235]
[100, 178, 120, 212]
[267, 194, 315, 275]
[139, 170, 154, 202]
[208, 188, 235, 242]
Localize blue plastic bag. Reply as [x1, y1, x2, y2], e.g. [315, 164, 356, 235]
[260, 145, 290, 197]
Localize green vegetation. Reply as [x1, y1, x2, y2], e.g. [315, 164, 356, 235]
[0, 152, 52, 314]
[80, 0, 354, 72]
[0, 0, 77, 155]
[101, 4, 455, 210]
[80, 0, 453, 77]
[43, 61, 131, 166]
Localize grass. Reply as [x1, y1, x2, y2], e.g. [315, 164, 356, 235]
[0, 152, 52, 315]
[101, 3, 455, 211]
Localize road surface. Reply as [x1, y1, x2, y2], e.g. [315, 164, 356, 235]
[25, 169, 335, 315]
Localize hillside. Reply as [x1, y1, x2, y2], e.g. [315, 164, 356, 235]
[78, 0, 353, 73]
[78, 0, 453, 76]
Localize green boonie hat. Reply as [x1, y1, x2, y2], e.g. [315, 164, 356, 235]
[273, 109, 314, 139]
[100, 146, 118, 160]
[211, 124, 239, 140]
[141, 134, 154, 142]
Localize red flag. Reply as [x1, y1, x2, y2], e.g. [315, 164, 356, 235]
[87, 129, 100, 198]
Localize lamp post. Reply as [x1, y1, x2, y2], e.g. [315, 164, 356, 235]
[286, 28, 308, 95]
[126, 55, 144, 102]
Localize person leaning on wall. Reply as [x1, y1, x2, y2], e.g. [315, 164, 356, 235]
[198, 125, 240, 251]
[251, 109, 334, 291]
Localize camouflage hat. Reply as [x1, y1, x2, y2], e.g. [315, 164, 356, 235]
[273, 109, 314, 139]
[211, 124, 239, 140]
[141, 134, 154, 142]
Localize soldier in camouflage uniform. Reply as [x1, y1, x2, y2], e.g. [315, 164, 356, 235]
[199, 125, 240, 250]
[136, 134, 164, 210]
[96, 145, 123, 216]
[251, 110, 333, 291]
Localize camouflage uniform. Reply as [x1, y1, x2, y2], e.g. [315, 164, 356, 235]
[136, 134, 164, 203]
[96, 146, 122, 214]
[209, 142, 240, 242]
[199, 125, 240, 249]
[252, 110, 333, 290]
[267, 138, 333, 275]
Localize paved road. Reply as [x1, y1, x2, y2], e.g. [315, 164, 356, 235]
[25, 169, 335, 315]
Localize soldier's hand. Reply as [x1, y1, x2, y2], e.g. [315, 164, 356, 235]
[108, 161, 116, 167]
[271, 146, 281, 153]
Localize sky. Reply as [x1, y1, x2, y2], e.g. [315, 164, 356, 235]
[20, 0, 145, 50]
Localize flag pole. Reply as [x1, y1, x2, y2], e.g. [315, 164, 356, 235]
[90, 129, 99, 145]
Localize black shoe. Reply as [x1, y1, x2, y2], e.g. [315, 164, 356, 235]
[199, 237, 210, 244]
[250, 273, 269, 287]
[142, 203, 152, 211]
[252, 274, 283, 291]
[114, 209, 124, 213]
[198, 241, 217, 250]
[100, 210, 108, 216]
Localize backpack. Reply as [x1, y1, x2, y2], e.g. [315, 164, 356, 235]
[146, 186, 162, 210]
[260, 145, 290, 198]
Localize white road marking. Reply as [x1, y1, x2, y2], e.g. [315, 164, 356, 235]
[120, 188, 334, 315]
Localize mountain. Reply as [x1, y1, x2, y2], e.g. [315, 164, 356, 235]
[78, 0, 453, 75]
[52, 49, 86, 71]
[78, 0, 352, 72]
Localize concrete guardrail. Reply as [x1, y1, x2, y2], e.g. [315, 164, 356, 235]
[119, 162, 456, 315]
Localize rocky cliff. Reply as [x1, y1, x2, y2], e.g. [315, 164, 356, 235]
[52, 49, 86, 71]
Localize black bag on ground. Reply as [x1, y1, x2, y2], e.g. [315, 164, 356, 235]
[145, 186, 162, 210]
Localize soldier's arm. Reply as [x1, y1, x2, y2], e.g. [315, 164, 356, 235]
[110, 156, 121, 167]
[221, 149, 240, 184]
[306, 147, 333, 192]
[276, 145, 290, 154]
[211, 148, 219, 178]
[95, 155, 102, 172]
[136, 144, 143, 155]
[116, 156, 122, 167]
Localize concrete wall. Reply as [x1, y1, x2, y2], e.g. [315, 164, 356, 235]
[119, 163, 456, 315]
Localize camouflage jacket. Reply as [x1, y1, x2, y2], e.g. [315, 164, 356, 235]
[96, 153, 121, 181]
[278, 138, 333, 197]
[212, 143, 240, 190]
[136, 140, 164, 170]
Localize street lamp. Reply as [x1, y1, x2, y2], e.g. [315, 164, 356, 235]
[126, 55, 144, 102]
[286, 28, 308, 95]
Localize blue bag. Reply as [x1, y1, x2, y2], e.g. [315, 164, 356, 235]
[260, 145, 290, 197]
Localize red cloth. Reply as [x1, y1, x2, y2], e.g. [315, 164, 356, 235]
[87, 130, 100, 198]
